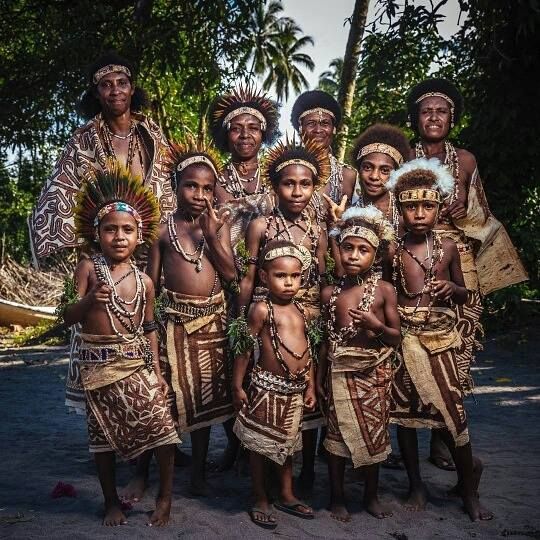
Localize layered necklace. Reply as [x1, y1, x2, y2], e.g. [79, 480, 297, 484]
[220, 161, 267, 198]
[102, 120, 145, 174]
[265, 297, 311, 381]
[167, 214, 206, 272]
[392, 231, 444, 329]
[415, 141, 460, 224]
[327, 271, 379, 344]
[356, 190, 400, 238]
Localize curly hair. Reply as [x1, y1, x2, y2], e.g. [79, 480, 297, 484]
[350, 123, 411, 168]
[291, 90, 342, 131]
[78, 51, 149, 120]
[406, 78, 464, 133]
[208, 85, 280, 153]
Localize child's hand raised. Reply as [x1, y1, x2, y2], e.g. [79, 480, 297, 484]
[322, 193, 347, 225]
[348, 308, 382, 333]
[89, 281, 111, 304]
[232, 387, 248, 412]
[441, 200, 467, 220]
[431, 279, 456, 301]
[199, 197, 230, 239]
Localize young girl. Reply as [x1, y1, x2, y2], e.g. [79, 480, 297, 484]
[63, 162, 179, 527]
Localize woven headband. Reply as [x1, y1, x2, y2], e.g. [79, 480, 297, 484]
[93, 64, 132, 85]
[357, 143, 404, 166]
[176, 156, 219, 178]
[94, 202, 142, 227]
[398, 188, 443, 204]
[339, 226, 380, 248]
[264, 246, 307, 270]
[275, 159, 317, 176]
[223, 107, 267, 131]
[298, 107, 335, 122]
[414, 92, 455, 108]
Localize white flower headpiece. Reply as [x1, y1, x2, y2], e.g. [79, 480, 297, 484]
[386, 157, 454, 197]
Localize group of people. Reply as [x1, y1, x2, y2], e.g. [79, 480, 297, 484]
[29, 52, 528, 529]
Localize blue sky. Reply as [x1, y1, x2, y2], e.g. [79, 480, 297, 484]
[274, 0, 463, 135]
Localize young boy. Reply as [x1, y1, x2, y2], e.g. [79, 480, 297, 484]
[386, 158, 493, 521]
[232, 239, 317, 529]
[237, 137, 329, 489]
[63, 163, 180, 527]
[317, 206, 400, 522]
[147, 142, 237, 496]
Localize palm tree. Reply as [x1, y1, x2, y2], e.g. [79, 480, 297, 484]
[318, 57, 344, 96]
[247, 1, 314, 102]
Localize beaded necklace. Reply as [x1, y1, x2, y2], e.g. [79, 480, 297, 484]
[93, 255, 155, 371]
[167, 214, 206, 272]
[265, 296, 311, 381]
[327, 271, 379, 344]
[263, 207, 321, 286]
[328, 155, 344, 203]
[219, 161, 268, 198]
[102, 121, 144, 173]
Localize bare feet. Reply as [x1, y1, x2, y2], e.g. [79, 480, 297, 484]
[189, 477, 212, 497]
[365, 497, 393, 519]
[462, 494, 494, 521]
[448, 456, 483, 498]
[122, 474, 147, 502]
[329, 499, 351, 522]
[148, 496, 172, 527]
[403, 483, 428, 511]
[103, 500, 127, 526]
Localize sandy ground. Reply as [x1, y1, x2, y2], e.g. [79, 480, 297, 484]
[1, 336, 539, 540]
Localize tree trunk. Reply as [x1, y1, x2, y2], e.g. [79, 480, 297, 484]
[336, 0, 370, 160]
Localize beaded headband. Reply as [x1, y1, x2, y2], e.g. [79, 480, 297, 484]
[94, 201, 142, 227]
[339, 226, 380, 248]
[298, 107, 335, 122]
[275, 159, 317, 176]
[414, 92, 455, 108]
[176, 155, 219, 178]
[93, 64, 131, 85]
[357, 143, 404, 166]
[264, 246, 308, 270]
[398, 189, 443, 204]
[223, 107, 267, 131]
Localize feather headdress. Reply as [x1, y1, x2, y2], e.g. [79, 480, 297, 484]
[74, 160, 160, 246]
[209, 83, 280, 152]
[167, 139, 223, 190]
[330, 204, 395, 249]
[386, 157, 455, 202]
[261, 135, 331, 190]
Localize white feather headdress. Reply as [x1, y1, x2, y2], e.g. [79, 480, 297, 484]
[386, 157, 454, 197]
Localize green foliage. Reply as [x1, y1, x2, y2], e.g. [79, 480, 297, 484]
[227, 313, 256, 356]
[10, 319, 65, 347]
[55, 276, 79, 324]
[307, 315, 325, 355]
[234, 238, 250, 278]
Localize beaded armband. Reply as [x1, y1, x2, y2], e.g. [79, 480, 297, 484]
[142, 320, 158, 333]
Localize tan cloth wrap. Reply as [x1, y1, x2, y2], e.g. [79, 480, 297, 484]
[163, 289, 233, 433]
[79, 333, 146, 390]
[324, 345, 393, 467]
[81, 333, 180, 460]
[393, 306, 469, 446]
[453, 167, 527, 295]
[234, 368, 304, 465]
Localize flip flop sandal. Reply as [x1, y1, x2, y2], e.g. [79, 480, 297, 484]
[274, 501, 315, 520]
[249, 507, 277, 530]
[428, 455, 456, 471]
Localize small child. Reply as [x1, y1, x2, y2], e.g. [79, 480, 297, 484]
[237, 138, 329, 489]
[148, 141, 237, 497]
[317, 206, 400, 522]
[386, 158, 493, 521]
[63, 163, 179, 527]
[232, 240, 317, 530]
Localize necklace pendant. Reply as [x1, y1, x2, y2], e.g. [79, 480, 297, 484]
[195, 260, 203, 272]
